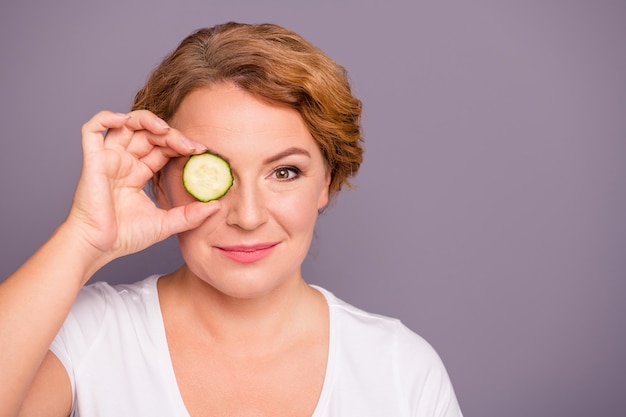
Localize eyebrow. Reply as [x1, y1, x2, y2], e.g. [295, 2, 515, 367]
[263, 147, 311, 164]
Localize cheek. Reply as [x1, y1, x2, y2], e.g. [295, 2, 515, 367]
[272, 188, 321, 232]
[161, 165, 197, 207]
[170, 186, 197, 207]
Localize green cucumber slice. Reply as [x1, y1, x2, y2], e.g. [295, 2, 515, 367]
[182, 153, 233, 202]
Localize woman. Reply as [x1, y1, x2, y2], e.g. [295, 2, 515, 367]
[1, 22, 463, 416]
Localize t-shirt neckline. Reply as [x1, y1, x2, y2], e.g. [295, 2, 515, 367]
[145, 275, 337, 417]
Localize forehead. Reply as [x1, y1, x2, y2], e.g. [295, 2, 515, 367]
[170, 83, 313, 148]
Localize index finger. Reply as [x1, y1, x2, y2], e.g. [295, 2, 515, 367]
[125, 110, 209, 155]
[102, 110, 171, 150]
[81, 110, 131, 155]
[125, 125, 208, 160]
[124, 110, 171, 134]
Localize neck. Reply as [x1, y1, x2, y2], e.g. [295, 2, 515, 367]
[158, 264, 325, 354]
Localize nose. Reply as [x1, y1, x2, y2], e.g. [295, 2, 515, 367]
[225, 179, 269, 230]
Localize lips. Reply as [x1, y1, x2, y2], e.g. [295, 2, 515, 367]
[215, 242, 279, 264]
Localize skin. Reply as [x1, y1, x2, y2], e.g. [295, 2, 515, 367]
[156, 83, 331, 415]
[5, 82, 332, 416]
[1, 110, 218, 416]
[159, 83, 330, 299]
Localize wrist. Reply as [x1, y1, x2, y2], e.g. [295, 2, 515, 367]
[52, 221, 115, 282]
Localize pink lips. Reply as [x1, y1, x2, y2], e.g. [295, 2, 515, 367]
[216, 243, 279, 264]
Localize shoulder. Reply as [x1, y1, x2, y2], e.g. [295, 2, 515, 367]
[50, 275, 163, 376]
[56, 275, 161, 345]
[317, 285, 437, 359]
[79, 275, 160, 300]
[315, 285, 463, 416]
[72, 275, 159, 315]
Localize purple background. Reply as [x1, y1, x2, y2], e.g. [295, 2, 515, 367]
[1, 1, 625, 416]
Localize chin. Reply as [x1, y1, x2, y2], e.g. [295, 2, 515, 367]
[188, 264, 301, 301]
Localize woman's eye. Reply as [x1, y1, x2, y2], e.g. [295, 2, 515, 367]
[273, 166, 301, 181]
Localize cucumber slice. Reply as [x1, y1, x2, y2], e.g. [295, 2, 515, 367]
[182, 153, 233, 202]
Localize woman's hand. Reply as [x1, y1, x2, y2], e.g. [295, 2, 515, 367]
[0, 109, 220, 415]
[65, 110, 219, 268]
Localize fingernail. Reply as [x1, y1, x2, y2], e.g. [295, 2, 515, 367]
[156, 118, 170, 129]
[114, 112, 131, 119]
[181, 137, 207, 151]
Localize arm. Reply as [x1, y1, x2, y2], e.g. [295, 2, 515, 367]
[0, 110, 219, 416]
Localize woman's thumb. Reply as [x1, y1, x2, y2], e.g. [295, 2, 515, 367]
[161, 201, 221, 237]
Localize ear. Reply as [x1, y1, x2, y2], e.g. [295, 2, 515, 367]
[317, 169, 332, 210]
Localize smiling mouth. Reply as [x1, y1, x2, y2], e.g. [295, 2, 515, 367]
[216, 243, 279, 264]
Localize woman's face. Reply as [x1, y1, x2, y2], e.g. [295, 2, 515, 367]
[159, 83, 330, 299]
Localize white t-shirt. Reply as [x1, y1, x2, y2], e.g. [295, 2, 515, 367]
[50, 275, 463, 416]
